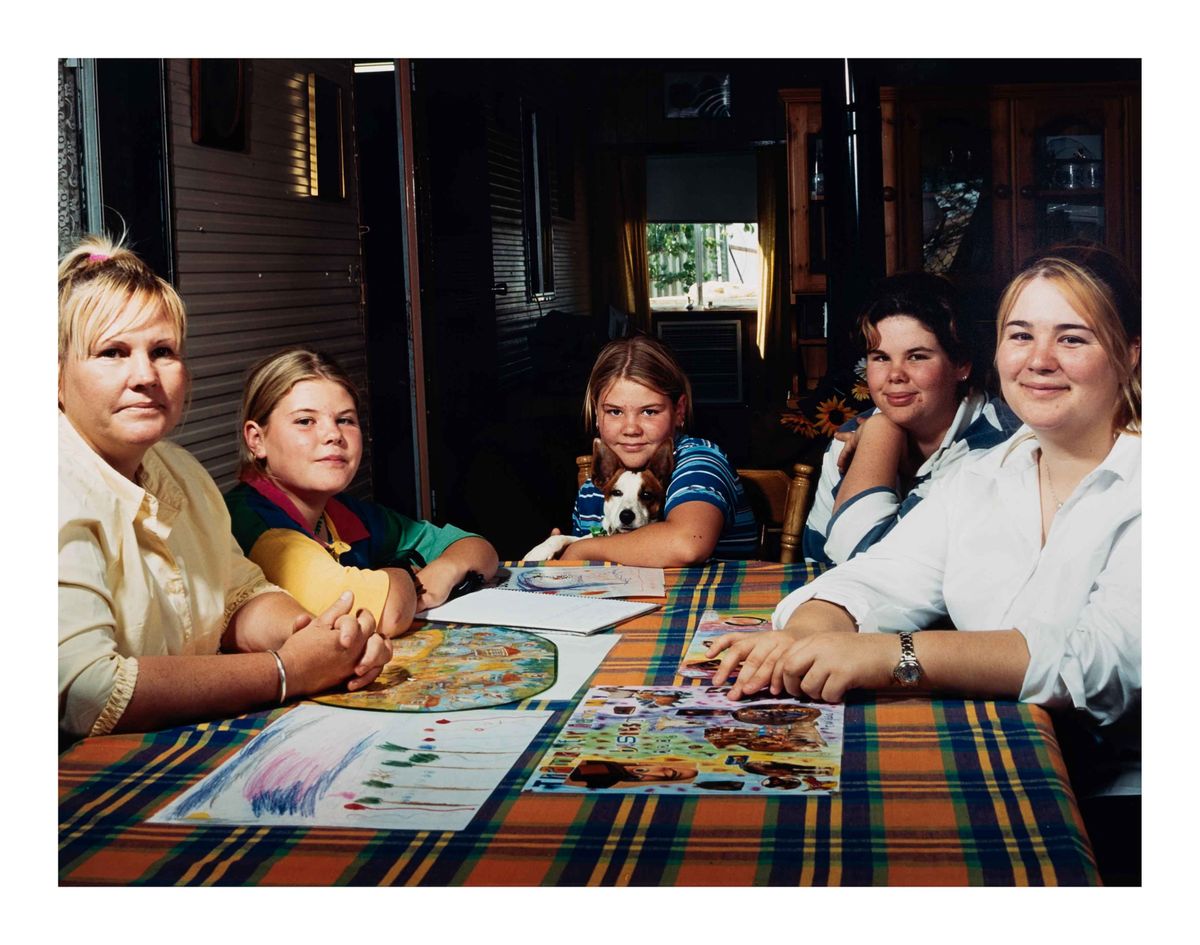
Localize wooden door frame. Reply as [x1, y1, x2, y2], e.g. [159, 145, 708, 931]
[394, 59, 433, 520]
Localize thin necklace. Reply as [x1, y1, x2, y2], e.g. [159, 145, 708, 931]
[1041, 456, 1064, 510]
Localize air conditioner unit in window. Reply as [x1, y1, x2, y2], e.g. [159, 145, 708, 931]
[656, 319, 743, 404]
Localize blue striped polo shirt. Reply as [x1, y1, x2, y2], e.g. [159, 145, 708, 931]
[571, 434, 758, 559]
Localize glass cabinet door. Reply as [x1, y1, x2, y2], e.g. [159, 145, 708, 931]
[897, 95, 994, 289]
[1006, 87, 1130, 279]
[1034, 127, 1106, 246]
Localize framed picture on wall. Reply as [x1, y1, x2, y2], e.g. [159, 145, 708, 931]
[664, 72, 732, 119]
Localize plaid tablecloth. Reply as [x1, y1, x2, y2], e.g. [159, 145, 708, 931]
[59, 561, 1098, 886]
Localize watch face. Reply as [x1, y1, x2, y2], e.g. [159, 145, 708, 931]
[893, 660, 922, 686]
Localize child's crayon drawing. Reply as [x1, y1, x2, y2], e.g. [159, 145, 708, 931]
[524, 686, 843, 796]
[312, 626, 556, 712]
[677, 609, 774, 680]
[151, 703, 552, 831]
[495, 565, 665, 599]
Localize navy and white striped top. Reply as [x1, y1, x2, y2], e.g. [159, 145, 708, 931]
[571, 434, 759, 559]
[803, 393, 1021, 566]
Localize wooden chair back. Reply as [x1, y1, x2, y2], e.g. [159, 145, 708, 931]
[737, 464, 816, 563]
[576, 454, 593, 489]
[576, 453, 816, 563]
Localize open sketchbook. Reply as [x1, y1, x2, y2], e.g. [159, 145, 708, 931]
[418, 588, 657, 635]
[493, 565, 665, 599]
[525, 686, 844, 795]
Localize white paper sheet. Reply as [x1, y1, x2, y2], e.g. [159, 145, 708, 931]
[417, 588, 657, 634]
[150, 704, 551, 832]
[524, 631, 622, 701]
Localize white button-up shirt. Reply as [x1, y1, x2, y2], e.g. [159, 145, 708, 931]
[776, 428, 1140, 793]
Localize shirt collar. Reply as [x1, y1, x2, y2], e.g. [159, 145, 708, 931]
[919, 392, 987, 472]
[58, 412, 183, 531]
[239, 470, 370, 544]
[998, 425, 1140, 485]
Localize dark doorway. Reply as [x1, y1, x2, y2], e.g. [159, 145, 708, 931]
[353, 65, 419, 515]
[93, 59, 174, 280]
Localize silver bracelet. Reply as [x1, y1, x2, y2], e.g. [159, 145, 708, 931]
[268, 649, 288, 705]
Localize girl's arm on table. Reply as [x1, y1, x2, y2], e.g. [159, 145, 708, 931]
[413, 536, 500, 610]
[554, 501, 724, 567]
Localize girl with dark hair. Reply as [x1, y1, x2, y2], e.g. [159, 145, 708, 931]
[803, 272, 1019, 565]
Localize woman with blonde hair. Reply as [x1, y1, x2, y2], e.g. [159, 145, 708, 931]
[525, 334, 757, 565]
[225, 347, 498, 635]
[710, 244, 1141, 809]
[59, 236, 393, 739]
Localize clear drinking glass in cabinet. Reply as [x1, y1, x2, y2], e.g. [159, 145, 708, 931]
[1034, 130, 1106, 247]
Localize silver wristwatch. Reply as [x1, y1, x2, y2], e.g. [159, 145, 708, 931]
[892, 631, 923, 688]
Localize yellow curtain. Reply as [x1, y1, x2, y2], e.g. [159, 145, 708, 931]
[608, 154, 650, 334]
[755, 146, 782, 360]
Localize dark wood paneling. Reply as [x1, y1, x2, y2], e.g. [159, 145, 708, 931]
[165, 58, 371, 495]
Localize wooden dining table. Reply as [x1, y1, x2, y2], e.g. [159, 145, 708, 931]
[58, 560, 1099, 885]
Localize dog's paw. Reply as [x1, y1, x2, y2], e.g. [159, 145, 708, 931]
[523, 534, 581, 561]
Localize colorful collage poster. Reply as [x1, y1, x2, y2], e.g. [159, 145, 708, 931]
[677, 609, 773, 680]
[524, 686, 844, 796]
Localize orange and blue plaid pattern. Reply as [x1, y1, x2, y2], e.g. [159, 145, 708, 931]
[58, 561, 1098, 885]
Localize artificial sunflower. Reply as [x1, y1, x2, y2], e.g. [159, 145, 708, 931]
[814, 395, 858, 437]
[779, 411, 818, 438]
[850, 358, 870, 401]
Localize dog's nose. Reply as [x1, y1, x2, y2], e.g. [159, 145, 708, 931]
[620, 509, 636, 525]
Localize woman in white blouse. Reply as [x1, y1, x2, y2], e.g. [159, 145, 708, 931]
[59, 236, 393, 739]
[710, 244, 1141, 799]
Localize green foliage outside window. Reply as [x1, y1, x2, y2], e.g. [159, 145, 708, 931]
[647, 223, 711, 293]
[647, 223, 754, 295]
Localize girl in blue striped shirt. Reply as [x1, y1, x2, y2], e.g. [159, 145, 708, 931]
[525, 336, 757, 565]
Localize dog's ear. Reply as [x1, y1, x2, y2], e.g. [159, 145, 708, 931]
[593, 437, 621, 483]
[647, 439, 676, 484]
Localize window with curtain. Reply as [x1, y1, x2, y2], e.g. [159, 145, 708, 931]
[645, 153, 758, 313]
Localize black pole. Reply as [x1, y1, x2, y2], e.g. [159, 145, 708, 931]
[820, 59, 886, 372]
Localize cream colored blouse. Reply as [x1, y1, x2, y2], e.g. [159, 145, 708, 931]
[58, 414, 282, 737]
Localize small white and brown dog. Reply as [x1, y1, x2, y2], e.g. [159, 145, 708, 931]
[524, 438, 675, 560]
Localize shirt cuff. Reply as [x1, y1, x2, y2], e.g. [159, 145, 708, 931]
[88, 654, 139, 737]
[223, 580, 286, 630]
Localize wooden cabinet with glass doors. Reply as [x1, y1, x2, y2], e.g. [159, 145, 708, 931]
[783, 81, 1139, 302]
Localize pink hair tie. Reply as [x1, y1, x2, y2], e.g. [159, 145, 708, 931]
[87, 253, 110, 262]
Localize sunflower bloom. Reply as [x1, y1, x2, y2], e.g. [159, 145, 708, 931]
[852, 380, 871, 402]
[814, 396, 858, 437]
[779, 411, 818, 438]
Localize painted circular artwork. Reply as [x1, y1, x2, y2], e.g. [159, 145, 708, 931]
[313, 626, 557, 712]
